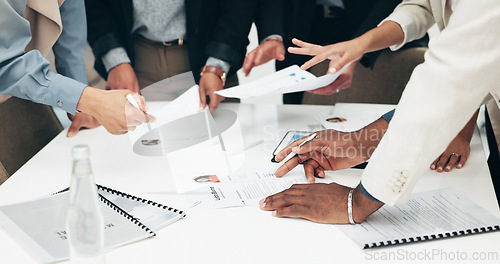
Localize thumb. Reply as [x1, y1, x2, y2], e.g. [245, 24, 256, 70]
[274, 47, 285, 61]
[67, 118, 83, 138]
[328, 58, 351, 75]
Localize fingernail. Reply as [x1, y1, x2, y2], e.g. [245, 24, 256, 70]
[445, 166, 451, 171]
[259, 199, 266, 208]
[328, 68, 337, 74]
[437, 166, 443, 171]
[430, 164, 435, 169]
[457, 164, 463, 168]
[292, 147, 299, 153]
[272, 211, 277, 217]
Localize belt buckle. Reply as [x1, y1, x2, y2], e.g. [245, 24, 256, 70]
[162, 39, 183, 47]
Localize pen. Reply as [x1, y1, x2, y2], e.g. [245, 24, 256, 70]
[126, 94, 152, 131]
[280, 133, 317, 163]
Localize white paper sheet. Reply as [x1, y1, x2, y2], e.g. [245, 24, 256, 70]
[188, 169, 308, 210]
[316, 103, 395, 132]
[216, 64, 350, 99]
[337, 188, 500, 248]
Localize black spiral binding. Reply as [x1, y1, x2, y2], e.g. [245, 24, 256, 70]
[98, 194, 156, 237]
[363, 225, 500, 249]
[97, 185, 186, 217]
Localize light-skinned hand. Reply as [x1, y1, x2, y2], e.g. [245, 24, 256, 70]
[288, 38, 366, 75]
[199, 73, 224, 113]
[76, 87, 155, 135]
[242, 39, 285, 76]
[307, 62, 357, 95]
[106, 63, 140, 93]
[66, 112, 101, 137]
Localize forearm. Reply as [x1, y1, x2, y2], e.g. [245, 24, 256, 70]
[457, 109, 480, 142]
[353, 118, 390, 161]
[352, 184, 384, 223]
[355, 21, 404, 55]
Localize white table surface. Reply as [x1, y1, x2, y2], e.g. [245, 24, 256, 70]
[0, 103, 499, 264]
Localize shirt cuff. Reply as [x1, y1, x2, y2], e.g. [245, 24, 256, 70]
[206, 57, 230, 74]
[46, 71, 87, 114]
[381, 109, 396, 123]
[261, 34, 283, 43]
[359, 182, 383, 204]
[102, 47, 131, 73]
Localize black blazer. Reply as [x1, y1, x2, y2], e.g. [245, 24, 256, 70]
[85, 0, 257, 82]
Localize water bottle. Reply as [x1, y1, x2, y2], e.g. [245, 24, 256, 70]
[66, 145, 105, 264]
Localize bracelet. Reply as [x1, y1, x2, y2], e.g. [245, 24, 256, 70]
[347, 189, 355, 224]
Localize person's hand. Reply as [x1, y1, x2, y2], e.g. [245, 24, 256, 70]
[307, 62, 357, 95]
[106, 63, 140, 93]
[242, 38, 285, 76]
[288, 38, 367, 74]
[430, 109, 478, 172]
[66, 112, 101, 138]
[199, 72, 224, 113]
[259, 184, 383, 224]
[275, 118, 388, 183]
[76, 87, 155, 135]
[430, 132, 471, 172]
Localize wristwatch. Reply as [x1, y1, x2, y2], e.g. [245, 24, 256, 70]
[200, 66, 226, 86]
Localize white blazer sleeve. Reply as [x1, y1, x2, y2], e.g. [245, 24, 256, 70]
[362, 0, 500, 206]
[380, 0, 435, 51]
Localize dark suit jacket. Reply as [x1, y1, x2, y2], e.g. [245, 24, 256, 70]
[85, 0, 257, 82]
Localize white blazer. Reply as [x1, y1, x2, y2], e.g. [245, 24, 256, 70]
[362, 0, 500, 205]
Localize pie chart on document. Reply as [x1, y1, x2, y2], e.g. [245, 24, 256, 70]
[132, 109, 238, 156]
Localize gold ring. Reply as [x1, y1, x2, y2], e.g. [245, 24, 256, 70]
[451, 153, 460, 157]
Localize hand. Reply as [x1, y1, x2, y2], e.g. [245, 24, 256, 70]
[307, 62, 357, 95]
[242, 39, 285, 76]
[260, 184, 383, 224]
[430, 109, 478, 172]
[430, 133, 471, 172]
[106, 63, 140, 93]
[288, 38, 367, 74]
[199, 72, 224, 113]
[66, 112, 101, 138]
[76, 87, 155, 135]
[275, 118, 388, 183]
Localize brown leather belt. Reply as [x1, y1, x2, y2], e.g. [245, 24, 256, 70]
[133, 35, 186, 47]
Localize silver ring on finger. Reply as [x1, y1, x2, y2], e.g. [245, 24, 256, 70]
[451, 152, 460, 157]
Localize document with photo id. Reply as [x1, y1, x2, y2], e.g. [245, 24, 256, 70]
[189, 169, 308, 210]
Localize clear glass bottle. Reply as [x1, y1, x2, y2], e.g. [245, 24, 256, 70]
[66, 145, 106, 264]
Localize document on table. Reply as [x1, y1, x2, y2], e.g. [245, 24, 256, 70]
[337, 188, 500, 249]
[216, 64, 350, 99]
[0, 186, 185, 263]
[189, 169, 308, 210]
[316, 103, 395, 132]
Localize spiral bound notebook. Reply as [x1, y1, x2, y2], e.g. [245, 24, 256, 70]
[337, 188, 500, 249]
[0, 185, 185, 263]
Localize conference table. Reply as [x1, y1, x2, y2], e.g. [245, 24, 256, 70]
[0, 102, 499, 264]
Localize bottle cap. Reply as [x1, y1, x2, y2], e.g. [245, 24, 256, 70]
[72, 145, 90, 160]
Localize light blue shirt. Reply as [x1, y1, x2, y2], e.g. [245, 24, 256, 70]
[0, 0, 87, 114]
[102, 0, 231, 74]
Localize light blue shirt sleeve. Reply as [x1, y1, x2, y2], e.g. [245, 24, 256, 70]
[52, 0, 88, 84]
[0, 0, 86, 114]
[206, 57, 231, 74]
